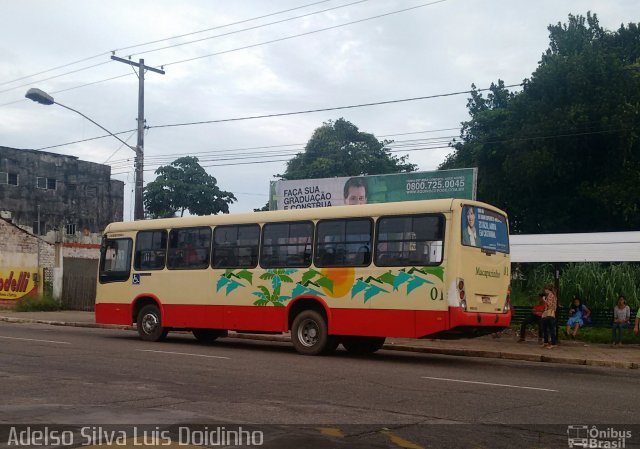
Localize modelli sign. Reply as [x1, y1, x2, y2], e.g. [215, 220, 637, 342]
[269, 168, 477, 210]
[0, 268, 40, 300]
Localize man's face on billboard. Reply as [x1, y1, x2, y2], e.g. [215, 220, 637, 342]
[346, 186, 367, 205]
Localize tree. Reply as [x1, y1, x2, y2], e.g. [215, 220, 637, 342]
[441, 13, 640, 233]
[279, 118, 416, 180]
[144, 156, 236, 218]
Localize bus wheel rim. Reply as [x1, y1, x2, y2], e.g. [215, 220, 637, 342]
[142, 313, 159, 334]
[298, 319, 319, 347]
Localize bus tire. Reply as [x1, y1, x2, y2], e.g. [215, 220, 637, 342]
[136, 304, 168, 342]
[342, 336, 386, 355]
[192, 329, 227, 343]
[291, 310, 331, 356]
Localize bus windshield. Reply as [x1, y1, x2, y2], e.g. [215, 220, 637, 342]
[461, 205, 509, 253]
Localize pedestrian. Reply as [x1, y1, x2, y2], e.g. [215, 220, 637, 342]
[541, 284, 558, 349]
[612, 295, 630, 346]
[565, 295, 591, 338]
[518, 293, 545, 343]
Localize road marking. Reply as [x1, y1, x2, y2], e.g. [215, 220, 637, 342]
[0, 335, 71, 345]
[381, 430, 424, 449]
[136, 349, 230, 359]
[421, 376, 558, 392]
[318, 427, 345, 437]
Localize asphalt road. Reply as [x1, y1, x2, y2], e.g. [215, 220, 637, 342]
[0, 321, 638, 449]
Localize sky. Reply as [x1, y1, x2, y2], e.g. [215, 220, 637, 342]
[0, 0, 637, 220]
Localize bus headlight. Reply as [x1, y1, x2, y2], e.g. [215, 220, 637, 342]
[460, 300, 468, 311]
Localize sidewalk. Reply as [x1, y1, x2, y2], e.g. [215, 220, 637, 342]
[1, 310, 638, 369]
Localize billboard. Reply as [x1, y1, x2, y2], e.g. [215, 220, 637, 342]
[0, 267, 41, 300]
[269, 168, 477, 210]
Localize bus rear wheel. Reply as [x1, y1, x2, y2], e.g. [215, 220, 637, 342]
[342, 336, 386, 355]
[291, 310, 333, 356]
[136, 304, 169, 342]
[192, 329, 227, 343]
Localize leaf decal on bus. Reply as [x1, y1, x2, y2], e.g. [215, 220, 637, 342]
[392, 271, 412, 290]
[302, 269, 321, 284]
[291, 284, 325, 298]
[225, 279, 243, 295]
[216, 276, 229, 292]
[407, 277, 432, 295]
[314, 275, 334, 293]
[351, 280, 369, 298]
[377, 272, 396, 286]
[236, 269, 253, 284]
[363, 285, 388, 303]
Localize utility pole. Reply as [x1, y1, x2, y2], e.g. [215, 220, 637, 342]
[111, 56, 165, 220]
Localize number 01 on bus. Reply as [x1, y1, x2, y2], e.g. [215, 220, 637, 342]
[96, 199, 511, 355]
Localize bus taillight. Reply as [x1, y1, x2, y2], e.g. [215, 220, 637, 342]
[457, 278, 467, 311]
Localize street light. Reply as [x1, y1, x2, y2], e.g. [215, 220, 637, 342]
[26, 88, 145, 220]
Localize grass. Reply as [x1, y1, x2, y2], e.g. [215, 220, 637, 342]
[559, 326, 638, 345]
[14, 295, 62, 312]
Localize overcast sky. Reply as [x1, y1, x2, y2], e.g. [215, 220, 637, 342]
[1, 0, 637, 219]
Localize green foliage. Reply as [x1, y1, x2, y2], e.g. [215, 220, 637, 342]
[511, 262, 640, 308]
[144, 156, 236, 218]
[559, 327, 637, 345]
[441, 13, 640, 233]
[279, 118, 417, 180]
[15, 295, 62, 312]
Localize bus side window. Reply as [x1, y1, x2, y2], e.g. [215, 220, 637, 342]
[315, 218, 372, 267]
[212, 224, 260, 268]
[375, 214, 444, 267]
[134, 230, 167, 271]
[167, 227, 211, 270]
[261, 221, 313, 268]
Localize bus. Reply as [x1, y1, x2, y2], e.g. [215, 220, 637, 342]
[96, 198, 511, 355]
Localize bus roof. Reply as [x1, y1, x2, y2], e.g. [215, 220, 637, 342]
[104, 198, 507, 233]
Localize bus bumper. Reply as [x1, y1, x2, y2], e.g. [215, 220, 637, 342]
[429, 306, 512, 339]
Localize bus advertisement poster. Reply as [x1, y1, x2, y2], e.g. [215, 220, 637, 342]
[269, 168, 477, 210]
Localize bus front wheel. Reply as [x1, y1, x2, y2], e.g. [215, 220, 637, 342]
[136, 304, 169, 342]
[342, 336, 386, 355]
[291, 310, 333, 356]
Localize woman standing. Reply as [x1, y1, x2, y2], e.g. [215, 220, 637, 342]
[541, 284, 558, 348]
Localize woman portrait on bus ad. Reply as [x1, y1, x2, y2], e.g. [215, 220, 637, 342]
[462, 206, 479, 247]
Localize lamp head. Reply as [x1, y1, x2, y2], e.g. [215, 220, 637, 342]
[25, 88, 54, 105]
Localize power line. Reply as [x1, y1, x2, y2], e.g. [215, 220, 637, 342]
[0, 1, 442, 108]
[158, 0, 447, 68]
[0, 61, 112, 95]
[147, 84, 521, 129]
[130, 0, 369, 58]
[0, 0, 331, 88]
[115, 0, 331, 54]
[103, 131, 138, 163]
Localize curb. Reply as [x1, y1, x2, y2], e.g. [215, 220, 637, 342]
[1, 316, 637, 369]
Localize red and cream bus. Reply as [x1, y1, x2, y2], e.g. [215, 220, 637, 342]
[96, 199, 511, 355]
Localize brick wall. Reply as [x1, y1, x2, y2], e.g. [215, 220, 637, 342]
[0, 218, 54, 271]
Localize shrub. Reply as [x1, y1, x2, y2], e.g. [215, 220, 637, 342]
[14, 295, 62, 312]
[511, 263, 640, 308]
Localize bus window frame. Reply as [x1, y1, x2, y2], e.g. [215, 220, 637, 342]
[166, 226, 212, 271]
[314, 217, 374, 268]
[133, 229, 168, 271]
[211, 223, 261, 269]
[260, 220, 314, 269]
[373, 213, 446, 267]
[99, 237, 133, 284]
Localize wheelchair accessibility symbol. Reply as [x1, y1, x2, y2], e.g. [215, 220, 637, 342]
[132, 274, 141, 285]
